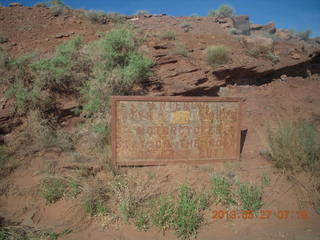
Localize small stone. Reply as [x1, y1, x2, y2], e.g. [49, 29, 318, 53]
[280, 74, 287, 81]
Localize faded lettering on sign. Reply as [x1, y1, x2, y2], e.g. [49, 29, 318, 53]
[112, 97, 241, 165]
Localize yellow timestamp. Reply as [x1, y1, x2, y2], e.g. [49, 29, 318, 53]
[212, 210, 309, 220]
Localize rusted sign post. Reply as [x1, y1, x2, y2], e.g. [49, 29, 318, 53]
[112, 96, 242, 166]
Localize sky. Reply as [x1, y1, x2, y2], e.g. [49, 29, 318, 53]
[1, 0, 320, 37]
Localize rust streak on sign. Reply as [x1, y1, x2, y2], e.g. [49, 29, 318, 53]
[112, 96, 242, 166]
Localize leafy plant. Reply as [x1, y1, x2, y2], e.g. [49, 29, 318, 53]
[151, 196, 175, 234]
[237, 182, 263, 212]
[211, 175, 236, 206]
[289, 29, 312, 41]
[159, 31, 176, 40]
[40, 177, 67, 203]
[175, 184, 202, 240]
[84, 182, 110, 216]
[84, 10, 107, 24]
[136, 10, 149, 16]
[81, 25, 153, 116]
[261, 172, 270, 187]
[267, 120, 320, 173]
[173, 44, 189, 57]
[48, 0, 71, 16]
[180, 22, 192, 32]
[208, 5, 234, 17]
[31, 36, 83, 90]
[134, 213, 149, 231]
[266, 52, 280, 63]
[204, 45, 229, 66]
[0, 35, 8, 44]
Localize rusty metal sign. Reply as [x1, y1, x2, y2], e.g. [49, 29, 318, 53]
[112, 96, 242, 166]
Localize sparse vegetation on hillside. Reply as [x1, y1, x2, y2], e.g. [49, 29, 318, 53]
[208, 4, 234, 18]
[0, 35, 8, 43]
[289, 29, 312, 41]
[179, 22, 192, 32]
[237, 181, 263, 212]
[204, 45, 229, 66]
[173, 44, 189, 57]
[267, 120, 320, 173]
[48, 0, 71, 16]
[211, 175, 236, 206]
[136, 10, 150, 16]
[159, 31, 176, 40]
[83, 10, 107, 24]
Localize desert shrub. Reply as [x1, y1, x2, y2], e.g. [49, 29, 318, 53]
[31, 36, 84, 91]
[211, 175, 236, 206]
[208, 4, 234, 17]
[0, 48, 10, 73]
[173, 44, 189, 57]
[134, 213, 149, 231]
[229, 28, 239, 35]
[40, 177, 67, 203]
[191, 13, 199, 17]
[136, 10, 149, 16]
[34, 2, 48, 7]
[151, 196, 175, 233]
[174, 184, 202, 240]
[204, 45, 229, 66]
[84, 10, 107, 24]
[4, 53, 38, 111]
[261, 172, 270, 187]
[237, 182, 263, 212]
[159, 31, 176, 40]
[180, 22, 192, 32]
[289, 29, 312, 41]
[81, 25, 153, 116]
[266, 52, 280, 63]
[0, 146, 9, 169]
[48, 0, 71, 16]
[111, 174, 160, 222]
[106, 12, 126, 23]
[0, 35, 8, 43]
[267, 120, 320, 173]
[84, 182, 110, 216]
[7, 110, 72, 154]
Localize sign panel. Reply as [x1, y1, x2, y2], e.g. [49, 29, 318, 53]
[112, 96, 241, 166]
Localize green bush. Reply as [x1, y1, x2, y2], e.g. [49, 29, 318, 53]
[48, 0, 71, 16]
[180, 22, 192, 32]
[211, 175, 236, 206]
[151, 196, 175, 233]
[136, 10, 149, 16]
[237, 182, 263, 212]
[173, 44, 189, 57]
[159, 31, 176, 40]
[0, 35, 8, 44]
[31, 36, 83, 90]
[81, 25, 153, 116]
[106, 12, 126, 23]
[204, 45, 229, 66]
[266, 52, 280, 63]
[84, 10, 107, 24]
[40, 177, 67, 203]
[289, 29, 312, 41]
[0, 146, 9, 170]
[267, 120, 320, 173]
[175, 185, 202, 240]
[208, 5, 235, 17]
